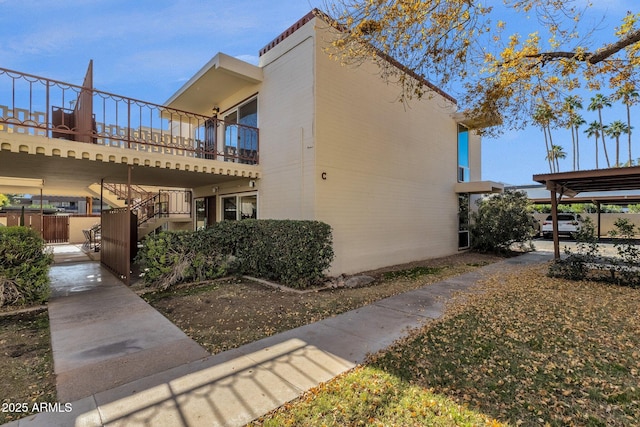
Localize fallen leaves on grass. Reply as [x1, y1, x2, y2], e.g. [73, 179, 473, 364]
[147, 258, 492, 355]
[370, 264, 640, 426]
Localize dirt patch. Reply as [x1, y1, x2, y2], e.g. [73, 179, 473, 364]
[0, 309, 56, 424]
[144, 251, 505, 355]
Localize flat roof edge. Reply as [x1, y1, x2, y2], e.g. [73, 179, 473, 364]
[164, 53, 263, 107]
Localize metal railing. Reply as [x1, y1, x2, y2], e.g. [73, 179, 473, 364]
[102, 182, 154, 202]
[132, 189, 192, 228]
[0, 67, 259, 164]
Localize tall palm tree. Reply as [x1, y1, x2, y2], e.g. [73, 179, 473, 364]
[614, 85, 639, 165]
[585, 120, 602, 169]
[605, 120, 631, 167]
[546, 145, 566, 172]
[588, 94, 612, 168]
[533, 104, 554, 173]
[563, 95, 583, 171]
[571, 114, 586, 170]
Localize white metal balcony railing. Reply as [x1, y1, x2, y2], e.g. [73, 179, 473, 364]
[0, 66, 259, 164]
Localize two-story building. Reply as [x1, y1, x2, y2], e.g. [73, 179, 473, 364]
[0, 9, 501, 279]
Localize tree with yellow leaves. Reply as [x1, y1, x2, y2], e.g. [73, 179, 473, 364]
[323, 0, 640, 136]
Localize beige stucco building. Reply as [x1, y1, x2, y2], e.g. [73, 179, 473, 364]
[166, 10, 502, 274]
[0, 9, 502, 278]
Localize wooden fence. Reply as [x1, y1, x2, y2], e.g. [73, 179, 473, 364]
[100, 208, 137, 283]
[6, 212, 69, 243]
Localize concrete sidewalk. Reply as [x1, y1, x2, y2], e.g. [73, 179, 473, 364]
[5, 251, 552, 427]
[48, 262, 210, 403]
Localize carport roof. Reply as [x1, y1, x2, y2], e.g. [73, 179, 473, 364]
[533, 166, 640, 199]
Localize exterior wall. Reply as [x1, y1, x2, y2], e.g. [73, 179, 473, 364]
[312, 21, 461, 274]
[69, 216, 101, 243]
[468, 130, 482, 182]
[257, 24, 316, 220]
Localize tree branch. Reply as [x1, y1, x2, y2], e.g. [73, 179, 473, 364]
[588, 28, 640, 64]
[524, 28, 640, 65]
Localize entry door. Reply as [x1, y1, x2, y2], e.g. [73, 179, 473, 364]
[195, 196, 217, 229]
[206, 196, 217, 227]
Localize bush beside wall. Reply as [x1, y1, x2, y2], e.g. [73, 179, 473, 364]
[137, 220, 334, 290]
[0, 226, 53, 307]
[135, 231, 228, 290]
[207, 220, 334, 288]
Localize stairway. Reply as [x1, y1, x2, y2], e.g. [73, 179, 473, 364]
[86, 183, 155, 209]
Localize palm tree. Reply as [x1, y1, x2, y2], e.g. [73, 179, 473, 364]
[614, 85, 639, 165]
[588, 94, 612, 168]
[533, 104, 555, 173]
[570, 114, 586, 170]
[585, 120, 603, 169]
[563, 95, 583, 171]
[605, 120, 631, 167]
[546, 145, 566, 172]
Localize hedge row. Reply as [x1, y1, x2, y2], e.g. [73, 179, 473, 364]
[0, 226, 53, 307]
[137, 220, 334, 289]
[135, 230, 228, 290]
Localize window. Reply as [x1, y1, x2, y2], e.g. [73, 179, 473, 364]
[457, 124, 470, 182]
[458, 193, 470, 249]
[224, 98, 258, 164]
[221, 193, 257, 221]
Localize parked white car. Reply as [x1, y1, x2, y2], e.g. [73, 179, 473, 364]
[541, 213, 583, 239]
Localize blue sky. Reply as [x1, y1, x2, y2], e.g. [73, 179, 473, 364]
[0, 0, 635, 185]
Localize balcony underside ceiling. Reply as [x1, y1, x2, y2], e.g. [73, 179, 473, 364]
[0, 137, 259, 197]
[165, 52, 263, 116]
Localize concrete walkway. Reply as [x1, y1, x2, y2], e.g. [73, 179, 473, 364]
[4, 251, 552, 427]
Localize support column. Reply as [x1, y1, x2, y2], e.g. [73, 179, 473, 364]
[550, 187, 560, 260]
[596, 201, 602, 241]
[126, 166, 132, 286]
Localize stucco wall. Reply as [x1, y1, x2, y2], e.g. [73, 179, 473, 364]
[258, 24, 316, 220]
[313, 21, 462, 274]
[469, 130, 482, 182]
[69, 216, 101, 244]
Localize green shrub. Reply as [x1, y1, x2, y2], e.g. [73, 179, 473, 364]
[206, 220, 334, 288]
[548, 217, 640, 287]
[470, 190, 537, 253]
[136, 220, 334, 290]
[608, 218, 640, 287]
[135, 231, 228, 290]
[0, 226, 53, 307]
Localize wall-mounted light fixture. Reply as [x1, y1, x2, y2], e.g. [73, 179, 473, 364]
[212, 186, 219, 193]
[249, 180, 256, 188]
[212, 106, 220, 115]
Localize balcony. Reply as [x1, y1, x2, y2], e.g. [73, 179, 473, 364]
[0, 65, 259, 165]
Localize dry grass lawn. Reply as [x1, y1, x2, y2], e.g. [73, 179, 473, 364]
[252, 263, 640, 426]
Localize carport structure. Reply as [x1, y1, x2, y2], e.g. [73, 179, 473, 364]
[533, 166, 640, 259]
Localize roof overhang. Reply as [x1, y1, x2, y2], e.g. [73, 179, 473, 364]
[164, 53, 263, 116]
[455, 180, 504, 194]
[0, 176, 45, 193]
[452, 111, 502, 130]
